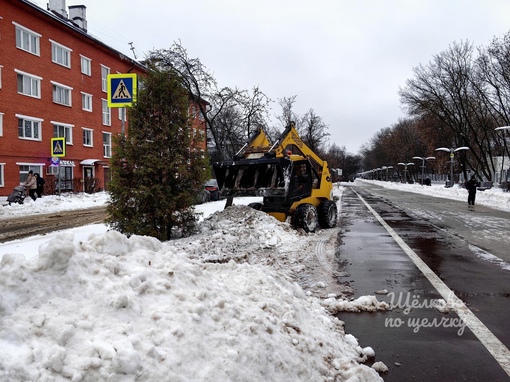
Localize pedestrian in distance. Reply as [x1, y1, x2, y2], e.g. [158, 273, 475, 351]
[35, 173, 45, 198]
[24, 170, 37, 201]
[466, 175, 479, 210]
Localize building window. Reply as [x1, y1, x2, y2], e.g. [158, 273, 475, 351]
[102, 99, 111, 126]
[0, 113, 3, 137]
[19, 165, 43, 183]
[16, 70, 41, 98]
[101, 65, 110, 92]
[47, 165, 73, 191]
[103, 132, 112, 158]
[14, 23, 40, 56]
[50, 40, 72, 68]
[52, 82, 72, 106]
[80, 55, 91, 76]
[83, 128, 93, 147]
[82, 92, 93, 111]
[0, 65, 3, 89]
[0, 163, 4, 187]
[53, 122, 73, 145]
[17, 115, 42, 140]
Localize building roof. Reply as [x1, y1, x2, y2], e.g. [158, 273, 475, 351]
[19, 0, 146, 72]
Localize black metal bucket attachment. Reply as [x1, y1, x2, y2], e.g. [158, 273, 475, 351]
[213, 156, 291, 198]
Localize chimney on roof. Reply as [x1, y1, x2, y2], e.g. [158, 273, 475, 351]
[47, 0, 68, 19]
[68, 5, 87, 32]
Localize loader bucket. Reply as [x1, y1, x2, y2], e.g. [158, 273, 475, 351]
[213, 156, 291, 198]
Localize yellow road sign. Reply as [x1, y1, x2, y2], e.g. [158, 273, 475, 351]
[51, 137, 66, 157]
[107, 73, 137, 107]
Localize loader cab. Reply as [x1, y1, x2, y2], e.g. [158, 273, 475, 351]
[289, 160, 313, 201]
[259, 160, 312, 212]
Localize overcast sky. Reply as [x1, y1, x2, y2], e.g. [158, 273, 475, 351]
[38, 0, 510, 153]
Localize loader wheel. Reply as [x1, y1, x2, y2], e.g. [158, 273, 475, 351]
[292, 203, 318, 233]
[318, 200, 338, 228]
[248, 202, 263, 210]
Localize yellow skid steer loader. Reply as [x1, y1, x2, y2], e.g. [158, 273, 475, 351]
[213, 122, 337, 232]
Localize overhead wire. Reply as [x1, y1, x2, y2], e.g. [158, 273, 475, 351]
[86, 16, 144, 59]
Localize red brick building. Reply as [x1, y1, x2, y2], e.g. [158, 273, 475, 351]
[0, 0, 149, 197]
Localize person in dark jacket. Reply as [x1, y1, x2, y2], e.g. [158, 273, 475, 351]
[35, 173, 45, 198]
[466, 175, 480, 210]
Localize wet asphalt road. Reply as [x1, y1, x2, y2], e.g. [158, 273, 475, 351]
[336, 182, 510, 381]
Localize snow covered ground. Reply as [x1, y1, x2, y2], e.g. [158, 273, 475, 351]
[0, 181, 508, 381]
[359, 179, 510, 213]
[1, 188, 388, 381]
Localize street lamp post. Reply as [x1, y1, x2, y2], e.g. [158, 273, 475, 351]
[435, 147, 469, 186]
[397, 162, 414, 183]
[384, 166, 393, 181]
[412, 156, 435, 185]
[495, 126, 510, 184]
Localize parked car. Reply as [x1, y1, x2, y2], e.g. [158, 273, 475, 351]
[196, 188, 211, 204]
[205, 179, 220, 201]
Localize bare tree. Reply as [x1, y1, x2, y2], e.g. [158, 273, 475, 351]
[239, 86, 271, 138]
[300, 109, 330, 154]
[273, 96, 331, 156]
[322, 144, 361, 180]
[148, 42, 272, 161]
[275, 96, 299, 130]
[475, 33, 510, 165]
[399, 41, 496, 180]
[359, 119, 430, 181]
[205, 86, 246, 160]
[209, 98, 245, 161]
[476, 33, 510, 126]
[360, 128, 393, 177]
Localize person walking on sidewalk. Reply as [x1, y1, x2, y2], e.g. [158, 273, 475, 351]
[466, 175, 480, 210]
[24, 170, 37, 201]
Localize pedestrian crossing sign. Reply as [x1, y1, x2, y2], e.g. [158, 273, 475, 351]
[107, 73, 137, 107]
[51, 137, 66, 157]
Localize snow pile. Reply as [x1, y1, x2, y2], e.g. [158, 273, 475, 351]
[0, 205, 384, 381]
[194, 204, 297, 259]
[189, 205, 314, 277]
[194, 204, 358, 300]
[371, 362, 389, 373]
[0, 191, 109, 218]
[322, 295, 391, 314]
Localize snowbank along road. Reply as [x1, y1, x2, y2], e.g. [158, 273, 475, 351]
[0, 206, 107, 242]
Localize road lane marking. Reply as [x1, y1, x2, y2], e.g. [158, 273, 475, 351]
[354, 189, 510, 377]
